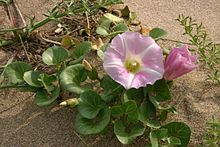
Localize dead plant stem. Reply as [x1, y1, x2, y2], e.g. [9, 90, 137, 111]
[19, 35, 30, 62]
[73, 130, 90, 147]
[39, 33, 61, 45]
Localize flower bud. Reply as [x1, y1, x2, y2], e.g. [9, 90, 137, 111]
[83, 59, 92, 71]
[60, 98, 79, 108]
[164, 45, 197, 80]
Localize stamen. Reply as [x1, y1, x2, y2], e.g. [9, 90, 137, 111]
[125, 59, 140, 73]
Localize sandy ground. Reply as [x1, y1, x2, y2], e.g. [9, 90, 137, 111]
[0, 0, 220, 147]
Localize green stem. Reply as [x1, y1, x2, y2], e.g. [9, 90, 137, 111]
[0, 27, 25, 32]
[41, 81, 52, 96]
[27, 0, 122, 34]
[0, 84, 29, 89]
[28, 14, 63, 33]
[161, 38, 193, 45]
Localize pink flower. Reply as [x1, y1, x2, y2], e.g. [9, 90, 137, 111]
[164, 45, 197, 80]
[103, 32, 164, 89]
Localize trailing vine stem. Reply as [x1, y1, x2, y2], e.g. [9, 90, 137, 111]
[0, 0, 123, 37]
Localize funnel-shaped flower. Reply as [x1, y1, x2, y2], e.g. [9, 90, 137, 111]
[164, 45, 197, 80]
[103, 32, 164, 89]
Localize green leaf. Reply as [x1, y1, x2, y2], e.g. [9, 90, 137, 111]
[103, 13, 124, 23]
[99, 18, 112, 30]
[96, 27, 109, 36]
[42, 45, 69, 65]
[114, 119, 145, 144]
[121, 6, 130, 17]
[129, 12, 137, 20]
[97, 49, 105, 60]
[113, 23, 128, 32]
[38, 73, 56, 86]
[0, 57, 13, 84]
[112, 101, 138, 121]
[160, 110, 168, 121]
[123, 101, 138, 121]
[138, 101, 160, 128]
[75, 107, 111, 134]
[150, 128, 168, 147]
[167, 137, 181, 145]
[153, 79, 171, 101]
[72, 41, 91, 59]
[86, 67, 99, 80]
[153, 128, 168, 139]
[100, 75, 123, 102]
[108, 23, 129, 38]
[61, 35, 73, 49]
[78, 90, 105, 119]
[149, 131, 159, 147]
[125, 88, 144, 100]
[34, 87, 60, 106]
[149, 28, 167, 40]
[5, 61, 32, 84]
[23, 71, 43, 87]
[111, 105, 124, 117]
[0, 38, 13, 47]
[162, 122, 191, 147]
[101, 75, 119, 90]
[60, 64, 87, 94]
[149, 96, 177, 114]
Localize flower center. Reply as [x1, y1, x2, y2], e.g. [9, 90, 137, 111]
[125, 59, 140, 73]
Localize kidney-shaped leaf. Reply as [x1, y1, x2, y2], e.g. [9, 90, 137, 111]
[75, 107, 111, 135]
[113, 23, 128, 32]
[72, 41, 91, 59]
[162, 122, 191, 147]
[138, 101, 160, 128]
[78, 90, 105, 119]
[60, 64, 87, 94]
[100, 75, 123, 102]
[42, 45, 68, 65]
[100, 75, 119, 90]
[149, 28, 167, 40]
[34, 86, 60, 106]
[153, 79, 171, 101]
[23, 71, 43, 87]
[112, 100, 138, 121]
[114, 119, 145, 144]
[96, 27, 109, 36]
[5, 61, 32, 84]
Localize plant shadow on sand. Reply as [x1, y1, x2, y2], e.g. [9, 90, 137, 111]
[0, 89, 149, 147]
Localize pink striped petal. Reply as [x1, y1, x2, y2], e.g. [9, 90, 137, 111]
[103, 32, 164, 89]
